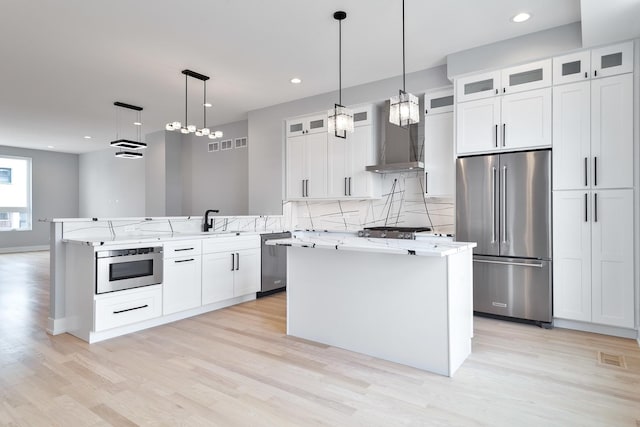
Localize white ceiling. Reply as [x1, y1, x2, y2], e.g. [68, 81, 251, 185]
[0, 0, 581, 154]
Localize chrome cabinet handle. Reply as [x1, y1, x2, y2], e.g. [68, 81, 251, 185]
[113, 304, 148, 314]
[175, 258, 194, 263]
[491, 167, 496, 243]
[231, 253, 235, 271]
[501, 166, 507, 244]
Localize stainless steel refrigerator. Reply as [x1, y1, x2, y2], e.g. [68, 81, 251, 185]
[456, 149, 552, 325]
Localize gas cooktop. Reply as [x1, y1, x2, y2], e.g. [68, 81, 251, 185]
[357, 226, 432, 240]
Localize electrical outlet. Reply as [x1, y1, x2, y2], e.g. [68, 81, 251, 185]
[124, 225, 136, 232]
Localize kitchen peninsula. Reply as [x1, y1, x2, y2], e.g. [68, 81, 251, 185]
[267, 232, 476, 377]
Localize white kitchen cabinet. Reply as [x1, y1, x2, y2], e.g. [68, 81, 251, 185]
[553, 50, 592, 85]
[591, 73, 634, 189]
[456, 97, 501, 154]
[286, 127, 327, 200]
[425, 89, 454, 115]
[95, 285, 162, 332]
[201, 236, 261, 304]
[163, 253, 202, 315]
[456, 70, 501, 103]
[424, 109, 454, 197]
[552, 81, 591, 190]
[500, 88, 552, 150]
[591, 41, 634, 79]
[553, 189, 634, 328]
[286, 113, 327, 137]
[501, 59, 551, 94]
[327, 106, 379, 199]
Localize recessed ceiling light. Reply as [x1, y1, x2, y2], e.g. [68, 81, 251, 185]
[83, 135, 92, 139]
[203, 103, 212, 108]
[512, 12, 531, 23]
[47, 145, 54, 148]
[290, 77, 302, 84]
[133, 121, 142, 126]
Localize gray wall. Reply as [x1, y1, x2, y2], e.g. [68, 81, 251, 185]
[446, 22, 583, 79]
[182, 120, 249, 216]
[165, 132, 183, 216]
[78, 148, 146, 217]
[145, 130, 166, 216]
[247, 65, 451, 214]
[0, 145, 78, 249]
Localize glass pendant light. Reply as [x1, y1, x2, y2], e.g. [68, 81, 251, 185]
[110, 101, 146, 159]
[327, 11, 354, 139]
[389, 0, 419, 127]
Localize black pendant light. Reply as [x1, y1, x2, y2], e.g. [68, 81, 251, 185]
[389, 0, 419, 127]
[327, 10, 354, 139]
[110, 101, 146, 159]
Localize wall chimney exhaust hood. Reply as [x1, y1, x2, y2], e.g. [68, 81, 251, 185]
[366, 101, 423, 173]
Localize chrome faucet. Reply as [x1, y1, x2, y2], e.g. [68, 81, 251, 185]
[203, 209, 219, 232]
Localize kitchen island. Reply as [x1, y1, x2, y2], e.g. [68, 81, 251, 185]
[267, 233, 476, 377]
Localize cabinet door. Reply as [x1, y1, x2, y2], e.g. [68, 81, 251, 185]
[425, 88, 454, 115]
[234, 249, 261, 296]
[591, 189, 634, 328]
[202, 252, 234, 305]
[456, 97, 501, 155]
[348, 124, 377, 198]
[591, 41, 634, 78]
[327, 134, 349, 198]
[456, 70, 501, 102]
[552, 191, 592, 322]
[286, 119, 306, 137]
[552, 82, 591, 190]
[591, 74, 633, 189]
[304, 132, 327, 198]
[501, 59, 551, 94]
[553, 50, 591, 85]
[306, 114, 327, 135]
[353, 105, 372, 127]
[424, 112, 454, 196]
[286, 135, 306, 200]
[163, 256, 202, 314]
[501, 87, 551, 150]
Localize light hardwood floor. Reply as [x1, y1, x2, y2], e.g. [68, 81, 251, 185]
[1, 251, 639, 426]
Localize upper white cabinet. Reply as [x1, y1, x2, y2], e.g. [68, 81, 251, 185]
[286, 113, 328, 200]
[455, 59, 552, 155]
[553, 51, 592, 85]
[287, 105, 380, 201]
[591, 41, 634, 78]
[423, 88, 454, 196]
[501, 59, 552, 94]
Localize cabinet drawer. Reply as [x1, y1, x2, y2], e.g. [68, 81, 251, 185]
[164, 240, 202, 258]
[202, 235, 260, 254]
[94, 285, 162, 332]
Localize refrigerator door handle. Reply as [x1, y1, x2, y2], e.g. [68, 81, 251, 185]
[474, 259, 544, 268]
[501, 165, 507, 244]
[491, 167, 497, 243]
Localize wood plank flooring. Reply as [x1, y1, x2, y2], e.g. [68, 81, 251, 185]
[1, 251, 639, 426]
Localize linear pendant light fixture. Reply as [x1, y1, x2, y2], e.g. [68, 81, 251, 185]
[327, 10, 354, 139]
[389, 0, 419, 127]
[166, 69, 223, 139]
[110, 101, 145, 159]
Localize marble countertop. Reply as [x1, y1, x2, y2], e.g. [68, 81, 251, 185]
[266, 234, 476, 257]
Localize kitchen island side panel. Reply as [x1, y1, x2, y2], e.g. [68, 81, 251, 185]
[286, 246, 471, 376]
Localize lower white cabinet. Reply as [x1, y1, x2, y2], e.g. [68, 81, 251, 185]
[202, 236, 261, 305]
[163, 240, 202, 315]
[95, 285, 162, 332]
[553, 189, 634, 328]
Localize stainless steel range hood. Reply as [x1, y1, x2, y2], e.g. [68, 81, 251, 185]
[366, 100, 423, 173]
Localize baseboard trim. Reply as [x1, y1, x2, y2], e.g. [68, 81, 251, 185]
[0, 245, 49, 254]
[47, 317, 68, 335]
[553, 318, 638, 340]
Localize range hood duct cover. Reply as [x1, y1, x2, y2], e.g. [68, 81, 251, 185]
[366, 101, 423, 173]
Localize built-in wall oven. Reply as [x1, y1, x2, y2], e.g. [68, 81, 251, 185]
[96, 246, 163, 294]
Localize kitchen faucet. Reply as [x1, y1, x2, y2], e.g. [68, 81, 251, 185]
[203, 209, 219, 232]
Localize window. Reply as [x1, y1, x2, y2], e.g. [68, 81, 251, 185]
[0, 156, 32, 231]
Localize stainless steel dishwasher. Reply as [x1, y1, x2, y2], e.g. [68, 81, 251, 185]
[258, 232, 290, 297]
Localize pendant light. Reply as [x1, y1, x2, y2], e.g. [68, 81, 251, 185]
[389, 0, 419, 127]
[327, 11, 354, 139]
[166, 69, 223, 139]
[110, 101, 145, 159]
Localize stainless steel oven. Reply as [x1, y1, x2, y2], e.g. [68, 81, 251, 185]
[96, 246, 163, 294]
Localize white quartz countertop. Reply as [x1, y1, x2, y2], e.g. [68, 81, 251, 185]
[63, 230, 287, 247]
[266, 235, 476, 257]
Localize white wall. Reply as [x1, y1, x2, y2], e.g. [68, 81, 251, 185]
[0, 145, 78, 250]
[247, 65, 451, 215]
[581, 0, 640, 47]
[79, 148, 145, 217]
